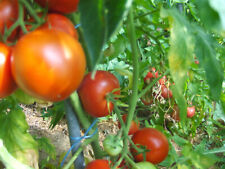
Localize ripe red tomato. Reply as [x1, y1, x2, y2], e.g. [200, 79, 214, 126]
[118, 114, 140, 135]
[0, 43, 17, 97]
[158, 75, 167, 85]
[195, 60, 199, 64]
[39, 13, 78, 39]
[161, 85, 172, 99]
[131, 128, 169, 164]
[0, 0, 19, 41]
[187, 106, 195, 118]
[144, 67, 158, 84]
[85, 160, 110, 169]
[140, 90, 153, 106]
[78, 71, 120, 117]
[11, 29, 86, 101]
[35, 0, 79, 14]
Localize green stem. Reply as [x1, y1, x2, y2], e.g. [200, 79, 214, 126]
[124, 154, 137, 168]
[62, 138, 94, 169]
[19, 0, 41, 23]
[134, 10, 158, 20]
[70, 92, 104, 159]
[125, 7, 139, 137]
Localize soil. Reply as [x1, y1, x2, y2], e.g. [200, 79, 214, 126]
[21, 103, 119, 166]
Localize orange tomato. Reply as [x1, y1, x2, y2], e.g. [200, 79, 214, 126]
[11, 29, 86, 101]
[0, 43, 17, 98]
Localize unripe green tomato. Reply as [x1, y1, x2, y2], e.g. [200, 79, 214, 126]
[103, 135, 123, 156]
[132, 162, 156, 169]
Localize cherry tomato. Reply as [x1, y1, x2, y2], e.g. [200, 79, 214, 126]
[0, 0, 19, 41]
[144, 67, 158, 84]
[39, 13, 78, 39]
[158, 75, 167, 85]
[131, 162, 156, 169]
[35, 0, 79, 14]
[131, 128, 169, 164]
[0, 43, 17, 97]
[78, 70, 120, 117]
[161, 85, 173, 99]
[103, 135, 123, 156]
[85, 159, 110, 169]
[187, 106, 195, 118]
[140, 90, 152, 106]
[11, 29, 86, 101]
[118, 114, 140, 135]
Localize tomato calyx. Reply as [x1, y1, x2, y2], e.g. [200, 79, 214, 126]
[103, 135, 123, 157]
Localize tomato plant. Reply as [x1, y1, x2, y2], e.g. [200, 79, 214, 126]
[0, 0, 19, 41]
[11, 29, 86, 101]
[118, 114, 139, 135]
[78, 70, 120, 117]
[0, 43, 17, 98]
[39, 13, 78, 39]
[85, 159, 110, 169]
[35, 0, 79, 14]
[131, 128, 169, 164]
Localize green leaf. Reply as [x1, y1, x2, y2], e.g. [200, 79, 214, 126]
[209, 0, 225, 30]
[105, 0, 132, 39]
[0, 101, 38, 167]
[0, 139, 33, 169]
[35, 137, 56, 159]
[44, 102, 65, 129]
[203, 145, 225, 155]
[194, 29, 224, 100]
[182, 144, 217, 169]
[79, 0, 106, 70]
[161, 8, 193, 122]
[79, 0, 132, 70]
[195, 0, 221, 31]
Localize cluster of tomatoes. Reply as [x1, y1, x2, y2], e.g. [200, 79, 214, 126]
[0, 0, 87, 102]
[141, 67, 196, 120]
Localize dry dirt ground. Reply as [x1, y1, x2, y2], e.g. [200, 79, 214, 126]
[21, 103, 119, 166]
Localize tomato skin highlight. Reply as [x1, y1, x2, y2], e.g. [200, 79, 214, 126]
[131, 128, 169, 164]
[85, 159, 110, 169]
[35, 0, 79, 14]
[39, 13, 78, 39]
[187, 106, 195, 118]
[0, 43, 17, 98]
[118, 114, 140, 135]
[12, 29, 86, 102]
[0, 0, 19, 41]
[78, 70, 120, 117]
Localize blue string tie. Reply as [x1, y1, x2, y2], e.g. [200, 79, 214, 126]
[60, 118, 98, 167]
